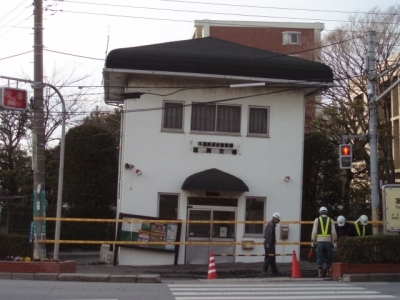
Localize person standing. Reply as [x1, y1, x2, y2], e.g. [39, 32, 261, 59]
[335, 215, 356, 238]
[354, 215, 369, 236]
[311, 206, 337, 278]
[263, 212, 281, 275]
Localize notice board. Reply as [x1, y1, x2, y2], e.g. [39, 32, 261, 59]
[115, 213, 182, 265]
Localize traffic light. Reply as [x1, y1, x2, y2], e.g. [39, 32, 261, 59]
[339, 144, 352, 169]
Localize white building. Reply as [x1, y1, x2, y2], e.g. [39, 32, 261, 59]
[103, 37, 333, 266]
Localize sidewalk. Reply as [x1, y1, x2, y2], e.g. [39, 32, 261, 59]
[65, 251, 318, 280]
[1, 251, 399, 283]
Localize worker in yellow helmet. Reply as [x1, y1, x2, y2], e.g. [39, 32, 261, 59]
[354, 215, 369, 236]
[311, 206, 337, 278]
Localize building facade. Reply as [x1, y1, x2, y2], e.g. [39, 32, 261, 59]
[103, 37, 333, 265]
[192, 20, 325, 132]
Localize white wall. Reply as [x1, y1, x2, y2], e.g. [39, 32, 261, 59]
[117, 75, 305, 265]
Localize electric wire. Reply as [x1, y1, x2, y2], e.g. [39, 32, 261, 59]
[45, 7, 400, 26]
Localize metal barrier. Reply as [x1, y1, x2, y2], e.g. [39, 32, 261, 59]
[33, 217, 384, 225]
[214, 253, 293, 257]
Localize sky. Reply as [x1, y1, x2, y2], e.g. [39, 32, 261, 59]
[0, 0, 399, 116]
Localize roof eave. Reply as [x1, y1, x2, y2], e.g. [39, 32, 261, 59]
[102, 68, 334, 104]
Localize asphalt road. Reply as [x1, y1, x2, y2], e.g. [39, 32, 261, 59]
[1, 280, 399, 300]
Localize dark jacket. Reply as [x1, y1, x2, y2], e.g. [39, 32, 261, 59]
[263, 219, 276, 248]
[335, 222, 356, 238]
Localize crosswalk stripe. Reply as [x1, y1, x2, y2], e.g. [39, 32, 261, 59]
[169, 284, 351, 288]
[168, 283, 396, 300]
[173, 291, 380, 296]
[173, 295, 395, 300]
[170, 287, 365, 291]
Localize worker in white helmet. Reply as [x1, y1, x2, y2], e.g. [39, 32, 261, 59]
[263, 212, 281, 276]
[311, 206, 337, 278]
[335, 215, 356, 238]
[354, 215, 369, 236]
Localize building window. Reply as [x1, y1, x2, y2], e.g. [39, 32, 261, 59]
[158, 194, 179, 220]
[245, 197, 265, 235]
[191, 103, 241, 134]
[283, 32, 301, 45]
[248, 106, 269, 137]
[162, 101, 184, 132]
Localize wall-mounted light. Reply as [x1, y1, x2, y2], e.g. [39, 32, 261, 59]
[124, 163, 134, 170]
[136, 169, 142, 176]
[284, 176, 290, 182]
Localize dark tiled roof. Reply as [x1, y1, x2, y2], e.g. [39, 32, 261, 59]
[181, 168, 249, 192]
[105, 37, 333, 83]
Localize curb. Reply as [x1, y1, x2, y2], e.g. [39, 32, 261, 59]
[0, 273, 160, 283]
[343, 273, 400, 282]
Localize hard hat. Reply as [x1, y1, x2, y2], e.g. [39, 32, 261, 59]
[319, 206, 328, 213]
[359, 215, 368, 226]
[337, 215, 346, 227]
[272, 212, 281, 220]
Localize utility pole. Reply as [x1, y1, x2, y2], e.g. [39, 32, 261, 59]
[366, 31, 380, 235]
[33, 0, 46, 259]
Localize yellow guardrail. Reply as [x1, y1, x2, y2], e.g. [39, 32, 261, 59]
[33, 217, 385, 225]
[38, 240, 311, 246]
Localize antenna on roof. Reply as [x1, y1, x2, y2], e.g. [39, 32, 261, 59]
[102, 26, 110, 86]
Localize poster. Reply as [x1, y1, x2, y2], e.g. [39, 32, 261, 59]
[119, 214, 181, 252]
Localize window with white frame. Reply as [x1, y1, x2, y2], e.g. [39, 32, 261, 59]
[158, 194, 179, 220]
[191, 103, 241, 134]
[162, 101, 184, 132]
[248, 106, 269, 137]
[245, 197, 265, 235]
[283, 32, 301, 45]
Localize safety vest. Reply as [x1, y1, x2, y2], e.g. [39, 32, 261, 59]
[317, 217, 331, 237]
[354, 222, 366, 236]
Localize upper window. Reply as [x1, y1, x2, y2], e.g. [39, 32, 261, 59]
[158, 194, 179, 220]
[283, 32, 301, 45]
[162, 101, 184, 132]
[248, 106, 269, 137]
[245, 197, 265, 235]
[191, 103, 241, 134]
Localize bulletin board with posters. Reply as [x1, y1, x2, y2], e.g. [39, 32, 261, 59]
[115, 213, 182, 265]
[382, 185, 400, 232]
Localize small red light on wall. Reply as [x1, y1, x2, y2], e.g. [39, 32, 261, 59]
[284, 176, 290, 182]
[136, 169, 142, 176]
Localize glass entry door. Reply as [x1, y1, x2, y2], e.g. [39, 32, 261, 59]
[186, 206, 236, 265]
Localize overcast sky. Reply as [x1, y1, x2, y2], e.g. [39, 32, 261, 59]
[0, 0, 399, 111]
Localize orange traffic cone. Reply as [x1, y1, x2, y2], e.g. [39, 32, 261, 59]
[207, 252, 218, 280]
[291, 250, 302, 278]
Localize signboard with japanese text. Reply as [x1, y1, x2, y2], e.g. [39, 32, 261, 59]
[382, 185, 400, 232]
[116, 213, 182, 265]
[0, 87, 28, 110]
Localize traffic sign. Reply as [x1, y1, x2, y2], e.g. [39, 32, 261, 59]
[0, 87, 28, 110]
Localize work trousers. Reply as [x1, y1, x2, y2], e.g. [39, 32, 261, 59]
[263, 246, 279, 274]
[316, 241, 333, 269]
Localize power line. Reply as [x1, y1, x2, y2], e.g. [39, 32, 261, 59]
[46, 7, 400, 26]
[61, 0, 400, 18]
[45, 49, 104, 61]
[0, 50, 32, 61]
[155, 0, 400, 16]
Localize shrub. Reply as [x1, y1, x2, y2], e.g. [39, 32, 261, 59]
[336, 235, 400, 263]
[0, 233, 33, 258]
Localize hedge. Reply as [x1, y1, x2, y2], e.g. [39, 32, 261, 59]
[336, 235, 400, 263]
[0, 233, 33, 258]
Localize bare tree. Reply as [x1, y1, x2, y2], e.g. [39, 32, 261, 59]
[21, 62, 99, 146]
[313, 5, 400, 211]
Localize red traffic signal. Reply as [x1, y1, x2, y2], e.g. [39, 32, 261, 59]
[339, 144, 352, 169]
[340, 145, 351, 156]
